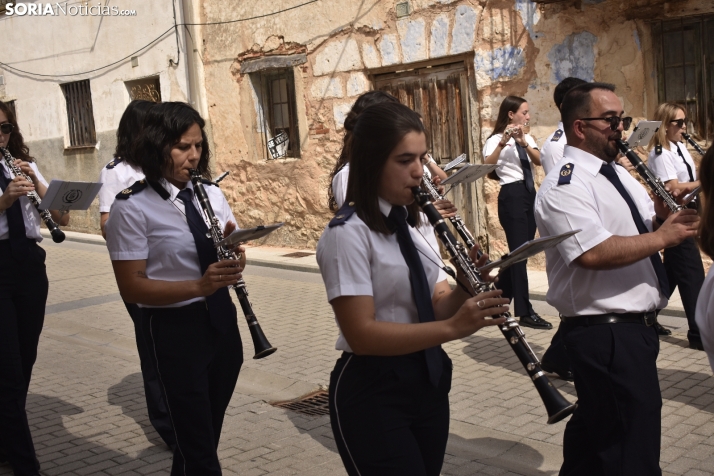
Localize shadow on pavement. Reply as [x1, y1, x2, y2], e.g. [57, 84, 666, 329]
[283, 410, 339, 454]
[107, 373, 168, 449]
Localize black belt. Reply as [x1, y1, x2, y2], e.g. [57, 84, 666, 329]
[560, 311, 657, 327]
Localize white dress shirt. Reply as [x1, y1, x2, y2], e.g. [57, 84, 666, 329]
[317, 197, 448, 352]
[648, 141, 697, 184]
[540, 122, 567, 176]
[98, 158, 145, 213]
[483, 133, 538, 186]
[0, 161, 50, 242]
[105, 179, 238, 308]
[534, 145, 666, 316]
[696, 267, 714, 373]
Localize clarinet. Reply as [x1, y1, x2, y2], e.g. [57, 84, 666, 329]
[615, 139, 682, 213]
[1, 147, 65, 243]
[421, 167, 477, 250]
[682, 133, 706, 156]
[189, 169, 277, 359]
[412, 186, 576, 424]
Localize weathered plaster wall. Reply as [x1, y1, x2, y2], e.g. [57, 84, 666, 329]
[198, 0, 714, 258]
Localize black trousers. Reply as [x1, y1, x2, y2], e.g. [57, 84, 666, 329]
[0, 240, 47, 476]
[560, 322, 661, 476]
[124, 302, 176, 449]
[663, 237, 705, 340]
[329, 351, 452, 476]
[142, 302, 243, 476]
[542, 323, 570, 372]
[497, 181, 537, 317]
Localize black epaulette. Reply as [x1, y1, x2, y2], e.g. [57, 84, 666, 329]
[558, 163, 574, 185]
[655, 144, 662, 155]
[551, 129, 564, 142]
[329, 202, 356, 227]
[116, 179, 148, 200]
[105, 157, 124, 169]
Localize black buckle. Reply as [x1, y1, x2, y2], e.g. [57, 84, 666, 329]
[643, 312, 656, 327]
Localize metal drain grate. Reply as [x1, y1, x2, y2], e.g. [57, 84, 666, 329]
[282, 251, 315, 258]
[272, 390, 330, 416]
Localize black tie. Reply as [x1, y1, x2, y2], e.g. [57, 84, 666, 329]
[599, 164, 670, 296]
[515, 144, 535, 193]
[387, 206, 443, 387]
[675, 144, 695, 182]
[176, 188, 233, 333]
[0, 167, 29, 258]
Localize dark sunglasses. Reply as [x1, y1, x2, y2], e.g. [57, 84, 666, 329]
[579, 116, 633, 131]
[670, 119, 687, 128]
[0, 123, 14, 134]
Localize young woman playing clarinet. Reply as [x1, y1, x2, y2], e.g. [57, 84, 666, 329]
[317, 102, 509, 476]
[648, 102, 705, 347]
[0, 100, 70, 476]
[105, 102, 244, 475]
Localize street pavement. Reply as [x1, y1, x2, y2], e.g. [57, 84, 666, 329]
[1, 232, 713, 475]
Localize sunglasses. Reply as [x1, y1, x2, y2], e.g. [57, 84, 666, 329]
[670, 119, 687, 128]
[579, 116, 633, 132]
[0, 123, 14, 134]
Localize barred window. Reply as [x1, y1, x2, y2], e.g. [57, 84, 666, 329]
[251, 69, 300, 159]
[653, 15, 714, 140]
[61, 80, 97, 147]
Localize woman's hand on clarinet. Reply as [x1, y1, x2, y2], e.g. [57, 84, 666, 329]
[198, 259, 243, 296]
[0, 175, 33, 209]
[448, 289, 508, 339]
[14, 159, 39, 185]
[434, 198, 457, 218]
[511, 126, 527, 147]
[222, 221, 247, 268]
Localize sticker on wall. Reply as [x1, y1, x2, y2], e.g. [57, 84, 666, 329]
[268, 131, 289, 159]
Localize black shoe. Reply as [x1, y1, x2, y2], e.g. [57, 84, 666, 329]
[654, 322, 671, 336]
[519, 313, 553, 330]
[689, 339, 704, 350]
[540, 360, 574, 381]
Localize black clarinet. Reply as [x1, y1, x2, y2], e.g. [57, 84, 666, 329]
[1, 146, 65, 243]
[615, 139, 683, 213]
[413, 186, 576, 424]
[682, 133, 706, 156]
[189, 169, 277, 359]
[421, 167, 477, 250]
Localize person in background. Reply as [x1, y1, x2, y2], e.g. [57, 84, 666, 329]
[483, 96, 550, 330]
[695, 146, 714, 370]
[648, 101, 705, 346]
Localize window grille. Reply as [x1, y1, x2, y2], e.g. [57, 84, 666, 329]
[61, 80, 97, 147]
[253, 69, 300, 159]
[125, 77, 162, 103]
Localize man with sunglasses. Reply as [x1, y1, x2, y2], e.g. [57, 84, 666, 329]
[534, 83, 699, 475]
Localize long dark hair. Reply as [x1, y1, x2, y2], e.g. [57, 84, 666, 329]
[488, 96, 527, 138]
[135, 102, 211, 182]
[699, 146, 714, 258]
[328, 90, 400, 211]
[0, 100, 33, 162]
[115, 100, 155, 167]
[346, 102, 425, 234]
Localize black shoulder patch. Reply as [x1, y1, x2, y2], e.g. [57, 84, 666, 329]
[655, 144, 662, 155]
[115, 179, 147, 200]
[551, 129, 564, 142]
[105, 157, 124, 169]
[557, 163, 574, 185]
[328, 202, 357, 227]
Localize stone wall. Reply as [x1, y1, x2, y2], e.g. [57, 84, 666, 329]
[198, 0, 714, 259]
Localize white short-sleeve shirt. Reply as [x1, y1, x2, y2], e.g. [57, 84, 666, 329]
[534, 145, 666, 316]
[98, 158, 145, 213]
[540, 122, 567, 176]
[483, 133, 539, 185]
[648, 141, 697, 184]
[316, 197, 449, 352]
[105, 179, 238, 308]
[696, 267, 714, 373]
[0, 161, 50, 242]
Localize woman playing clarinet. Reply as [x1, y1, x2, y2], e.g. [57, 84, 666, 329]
[105, 102, 244, 475]
[317, 102, 508, 476]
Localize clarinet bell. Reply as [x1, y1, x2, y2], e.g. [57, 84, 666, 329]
[533, 375, 577, 424]
[50, 227, 66, 243]
[250, 324, 277, 359]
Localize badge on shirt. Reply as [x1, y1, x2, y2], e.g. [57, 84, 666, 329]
[558, 163, 574, 185]
[105, 157, 124, 169]
[329, 202, 356, 227]
[551, 129, 564, 142]
[116, 179, 147, 200]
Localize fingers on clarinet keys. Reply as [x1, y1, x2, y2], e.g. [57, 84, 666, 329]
[519, 313, 553, 330]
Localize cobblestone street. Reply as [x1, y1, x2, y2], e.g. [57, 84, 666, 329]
[2, 237, 713, 476]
